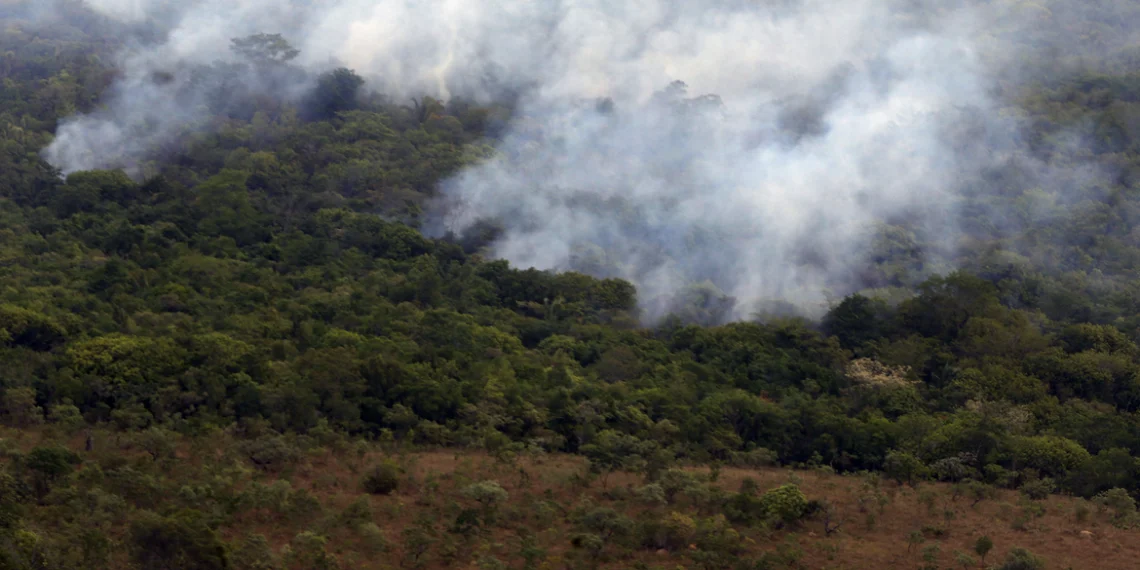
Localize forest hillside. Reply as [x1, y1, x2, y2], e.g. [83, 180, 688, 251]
[3, 0, 1140, 568]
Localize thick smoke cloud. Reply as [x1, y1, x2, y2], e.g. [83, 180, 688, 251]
[44, 0, 1093, 320]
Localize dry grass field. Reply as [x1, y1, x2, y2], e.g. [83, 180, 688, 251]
[5, 426, 1134, 570]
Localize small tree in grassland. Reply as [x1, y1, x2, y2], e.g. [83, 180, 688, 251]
[462, 480, 509, 525]
[998, 547, 1045, 570]
[954, 550, 976, 569]
[362, 460, 401, 495]
[974, 535, 993, 566]
[760, 484, 808, 527]
[580, 430, 659, 488]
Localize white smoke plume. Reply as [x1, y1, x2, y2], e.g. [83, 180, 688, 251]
[41, 0, 1098, 320]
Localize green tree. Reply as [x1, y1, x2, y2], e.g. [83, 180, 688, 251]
[998, 547, 1045, 570]
[24, 445, 79, 499]
[884, 450, 928, 486]
[580, 430, 657, 487]
[974, 535, 993, 565]
[308, 68, 365, 120]
[760, 484, 809, 526]
[129, 510, 230, 570]
[1007, 435, 1091, 477]
[823, 294, 892, 350]
[362, 460, 401, 495]
[230, 33, 299, 64]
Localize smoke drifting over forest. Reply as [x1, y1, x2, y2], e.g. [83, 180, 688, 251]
[40, 0, 1124, 320]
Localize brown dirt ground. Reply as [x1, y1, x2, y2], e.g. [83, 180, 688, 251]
[5, 426, 1138, 569]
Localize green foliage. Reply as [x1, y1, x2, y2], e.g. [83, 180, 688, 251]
[239, 436, 300, 471]
[461, 480, 509, 522]
[954, 480, 997, 507]
[283, 531, 338, 570]
[231, 33, 300, 64]
[1020, 478, 1056, 501]
[1007, 435, 1091, 477]
[1, 387, 43, 428]
[308, 68, 366, 120]
[230, 534, 276, 570]
[883, 450, 928, 486]
[0, 471, 24, 530]
[759, 484, 808, 526]
[1093, 487, 1138, 527]
[823, 294, 892, 350]
[24, 445, 79, 498]
[3, 8, 1140, 568]
[954, 550, 976, 569]
[581, 430, 659, 482]
[362, 460, 401, 495]
[974, 535, 994, 564]
[998, 547, 1045, 570]
[129, 510, 230, 570]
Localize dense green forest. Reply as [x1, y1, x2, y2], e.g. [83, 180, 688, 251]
[5, 1, 1140, 568]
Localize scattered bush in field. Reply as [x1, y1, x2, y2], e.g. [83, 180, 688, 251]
[694, 514, 743, 554]
[577, 507, 633, 543]
[974, 535, 993, 565]
[953, 550, 976, 569]
[24, 445, 80, 498]
[998, 547, 1045, 570]
[760, 484, 808, 526]
[1019, 478, 1055, 501]
[1093, 487, 1137, 527]
[661, 511, 697, 550]
[1073, 500, 1092, 523]
[238, 435, 300, 471]
[658, 469, 700, 504]
[362, 460, 401, 495]
[954, 479, 996, 507]
[231, 534, 276, 570]
[128, 510, 229, 570]
[462, 480, 509, 524]
[635, 483, 667, 505]
[338, 497, 374, 528]
[283, 531, 339, 570]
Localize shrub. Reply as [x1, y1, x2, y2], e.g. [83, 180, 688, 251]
[231, 534, 276, 570]
[954, 550, 976, 569]
[362, 460, 401, 495]
[24, 445, 80, 498]
[974, 535, 993, 565]
[724, 491, 767, 526]
[577, 507, 633, 542]
[954, 479, 996, 506]
[998, 547, 1045, 570]
[238, 435, 299, 471]
[931, 453, 977, 482]
[694, 515, 742, 554]
[728, 447, 778, 468]
[760, 484, 808, 526]
[658, 469, 699, 503]
[461, 480, 509, 509]
[128, 510, 229, 570]
[338, 497, 374, 529]
[1019, 478, 1055, 501]
[283, 531, 339, 570]
[634, 483, 666, 505]
[661, 511, 696, 550]
[1093, 487, 1137, 527]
